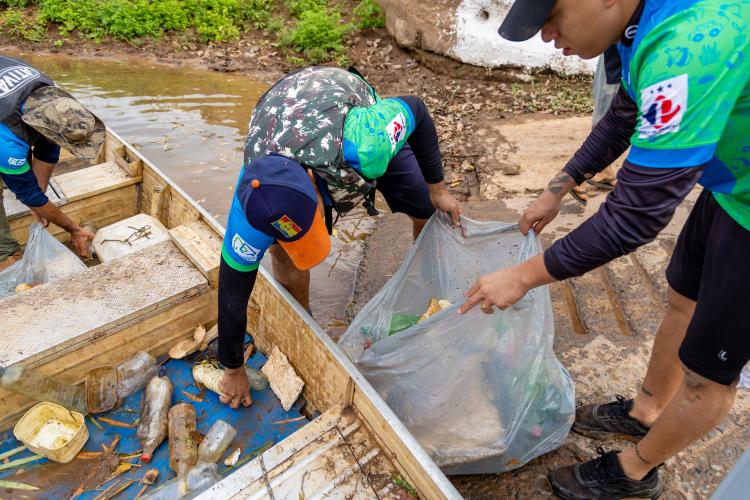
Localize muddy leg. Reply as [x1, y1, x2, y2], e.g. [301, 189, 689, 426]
[629, 287, 696, 426]
[410, 217, 428, 240]
[618, 367, 736, 480]
[269, 244, 311, 311]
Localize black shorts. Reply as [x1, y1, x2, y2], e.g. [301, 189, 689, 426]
[375, 143, 435, 220]
[667, 189, 750, 385]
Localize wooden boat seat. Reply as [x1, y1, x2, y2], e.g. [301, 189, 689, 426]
[198, 404, 407, 499]
[0, 240, 209, 368]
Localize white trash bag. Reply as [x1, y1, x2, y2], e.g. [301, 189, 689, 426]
[0, 223, 86, 298]
[340, 214, 575, 474]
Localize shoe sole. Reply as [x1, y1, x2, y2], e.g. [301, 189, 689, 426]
[547, 477, 663, 500]
[571, 425, 644, 443]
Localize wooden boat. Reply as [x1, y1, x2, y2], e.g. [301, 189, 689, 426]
[0, 128, 460, 498]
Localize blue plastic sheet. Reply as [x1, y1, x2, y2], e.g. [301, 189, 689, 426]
[0, 351, 307, 498]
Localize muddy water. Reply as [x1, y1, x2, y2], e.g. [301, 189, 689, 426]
[12, 52, 374, 336]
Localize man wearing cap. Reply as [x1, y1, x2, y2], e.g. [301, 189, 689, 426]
[0, 55, 104, 265]
[216, 67, 462, 409]
[461, 1, 750, 498]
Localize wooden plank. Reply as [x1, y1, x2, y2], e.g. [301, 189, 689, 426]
[0, 288, 217, 430]
[54, 161, 140, 202]
[9, 184, 138, 246]
[165, 186, 202, 229]
[200, 404, 405, 500]
[0, 241, 209, 368]
[169, 220, 222, 287]
[3, 183, 65, 220]
[247, 273, 350, 414]
[351, 389, 452, 499]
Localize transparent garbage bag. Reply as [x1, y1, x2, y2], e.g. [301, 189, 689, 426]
[0, 223, 86, 298]
[339, 214, 575, 474]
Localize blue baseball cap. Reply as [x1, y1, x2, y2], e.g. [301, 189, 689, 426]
[237, 154, 330, 270]
[498, 0, 556, 42]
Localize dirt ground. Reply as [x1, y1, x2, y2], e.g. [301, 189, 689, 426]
[4, 22, 746, 499]
[351, 117, 750, 499]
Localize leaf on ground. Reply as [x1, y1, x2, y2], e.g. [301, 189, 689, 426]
[0, 479, 39, 491]
[88, 415, 104, 430]
[181, 389, 204, 403]
[0, 455, 44, 472]
[142, 468, 159, 485]
[98, 416, 138, 428]
[76, 451, 104, 460]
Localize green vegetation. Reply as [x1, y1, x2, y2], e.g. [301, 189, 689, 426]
[0, 0, 386, 63]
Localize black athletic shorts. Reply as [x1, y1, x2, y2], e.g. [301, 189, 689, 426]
[667, 189, 750, 385]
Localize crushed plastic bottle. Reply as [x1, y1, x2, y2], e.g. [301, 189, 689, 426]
[197, 420, 237, 463]
[192, 362, 268, 395]
[244, 367, 269, 391]
[168, 403, 198, 478]
[116, 351, 159, 398]
[140, 462, 221, 500]
[0, 365, 87, 415]
[137, 375, 174, 463]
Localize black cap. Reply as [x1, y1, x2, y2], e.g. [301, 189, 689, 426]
[498, 0, 556, 42]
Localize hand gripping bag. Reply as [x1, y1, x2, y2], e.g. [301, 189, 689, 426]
[339, 214, 575, 474]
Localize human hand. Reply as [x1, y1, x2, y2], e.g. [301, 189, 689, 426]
[459, 264, 531, 314]
[428, 182, 462, 227]
[219, 367, 252, 409]
[32, 211, 49, 228]
[519, 190, 562, 235]
[70, 226, 95, 258]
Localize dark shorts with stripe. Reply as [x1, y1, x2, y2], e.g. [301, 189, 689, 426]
[667, 189, 750, 385]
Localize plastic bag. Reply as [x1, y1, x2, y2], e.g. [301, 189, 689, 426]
[340, 214, 575, 474]
[0, 223, 86, 298]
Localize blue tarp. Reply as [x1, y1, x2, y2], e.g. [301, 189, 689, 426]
[0, 350, 307, 498]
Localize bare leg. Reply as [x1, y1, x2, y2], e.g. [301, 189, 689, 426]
[629, 287, 696, 426]
[269, 244, 311, 311]
[410, 217, 428, 240]
[619, 367, 737, 480]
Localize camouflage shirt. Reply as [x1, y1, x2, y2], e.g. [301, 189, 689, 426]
[244, 66, 378, 215]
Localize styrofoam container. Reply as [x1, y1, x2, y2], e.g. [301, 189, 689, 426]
[92, 213, 170, 262]
[13, 402, 89, 463]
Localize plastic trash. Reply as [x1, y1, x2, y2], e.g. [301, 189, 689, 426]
[116, 351, 159, 399]
[138, 375, 174, 463]
[192, 362, 268, 396]
[197, 419, 237, 463]
[141, 462, 221, 500]
[339, 214, 575, 474]
[0, 223, 86, 298]
[169, 403, 198, 478]
[0, 365, 87, 415]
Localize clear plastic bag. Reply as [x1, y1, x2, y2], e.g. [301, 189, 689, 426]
[0, 223, 86, 298]
[339, 214, 575, 474]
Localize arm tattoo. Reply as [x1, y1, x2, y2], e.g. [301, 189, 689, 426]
[547, 171, 574, 195]
[640, 385, 654, 397]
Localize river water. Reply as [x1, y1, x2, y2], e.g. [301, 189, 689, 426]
[12, 52, 374, 337]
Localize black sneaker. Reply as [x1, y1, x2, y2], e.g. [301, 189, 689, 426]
[573, 395, 650, 442]
[548, 448, 663, 500]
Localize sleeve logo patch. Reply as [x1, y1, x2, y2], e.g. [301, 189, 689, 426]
[7, 157, 25, 166]
[231, 233, 261, 262]
[385, 112, 407, 152]
[272, 215, 301, 238]
[639, 74, 688, 139]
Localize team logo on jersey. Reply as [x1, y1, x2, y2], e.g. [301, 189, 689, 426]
[0, 65, 41, 98]
[385, 112, 407, 152]
[7, 157, 25, 167]
[231, 233, 260, 262]
[272, 215, 302, 238]
[639, 74, 688, 139]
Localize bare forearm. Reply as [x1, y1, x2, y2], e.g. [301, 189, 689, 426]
[31, 158, 55, 193]
[32, 202, 78, 233]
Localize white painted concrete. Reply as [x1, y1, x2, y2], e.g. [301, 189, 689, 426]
[452, 0, 597, 74]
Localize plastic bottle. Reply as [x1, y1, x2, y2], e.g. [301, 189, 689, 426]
[137, 375, 174, 463]
[197, 420, 237, 463]
[0, 365, 87, 415]
[116, 351, 159, 398]
[141, 462, 221, 499]
[388, 314, 420, 336]
[192, 363, 268, 396]
[168, 403, 198, 478]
